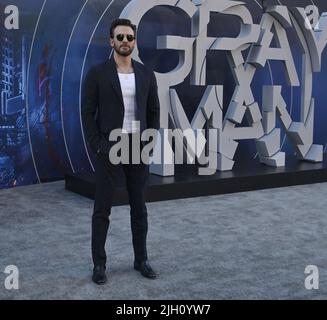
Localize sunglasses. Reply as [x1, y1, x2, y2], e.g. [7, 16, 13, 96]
[116, 34, 135, 42]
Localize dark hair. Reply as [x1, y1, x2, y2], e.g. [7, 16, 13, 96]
[110, 19, 137, 39]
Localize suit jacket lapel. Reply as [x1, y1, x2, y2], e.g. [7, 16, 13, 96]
[132, 60, 143, 111]
[105, 57, 124, 114]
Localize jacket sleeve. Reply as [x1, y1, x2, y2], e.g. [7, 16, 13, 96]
[146, 70, 160, 130]
[81, 66, 111, 155]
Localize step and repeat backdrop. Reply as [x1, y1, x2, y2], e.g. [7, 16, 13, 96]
[0, 0, 327, 188]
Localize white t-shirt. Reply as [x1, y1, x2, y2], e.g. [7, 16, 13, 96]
[118, 72, 139, 133]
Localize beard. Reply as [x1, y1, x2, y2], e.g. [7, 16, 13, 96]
[113, 43, 134, 57]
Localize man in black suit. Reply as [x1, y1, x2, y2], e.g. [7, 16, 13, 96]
[81, 18, 160, 285]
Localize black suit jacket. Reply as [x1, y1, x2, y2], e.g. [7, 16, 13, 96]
[81, 57, 160, 155]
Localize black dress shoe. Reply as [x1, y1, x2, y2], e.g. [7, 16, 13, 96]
[92, 265, 107, 285]
[134, 260, 157, 279]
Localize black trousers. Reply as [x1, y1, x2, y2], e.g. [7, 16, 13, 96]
[92, 133, 149, 267]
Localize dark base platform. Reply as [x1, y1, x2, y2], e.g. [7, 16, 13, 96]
[65, 154, 327, 206]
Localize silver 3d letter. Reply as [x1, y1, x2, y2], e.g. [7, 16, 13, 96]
[120, 0, 326, 176]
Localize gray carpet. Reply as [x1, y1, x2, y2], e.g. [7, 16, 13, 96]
[0, 180, 327, 300]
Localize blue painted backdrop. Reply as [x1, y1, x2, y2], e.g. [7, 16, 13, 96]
[0, 0, 326, 189]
